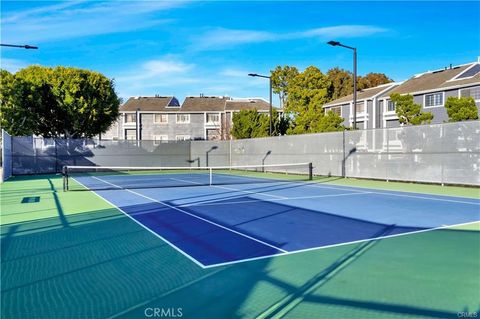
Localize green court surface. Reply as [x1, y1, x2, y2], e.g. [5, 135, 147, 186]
[1, 174, 479, 318]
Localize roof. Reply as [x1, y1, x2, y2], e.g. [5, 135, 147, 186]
[181, 96, 231, 111]
[225, 98, 273, 111]
[324, 83, 397, 107]
[378, 62, 480, 97]
[119, 95, 280, 112]
[120, 96, 179, 111]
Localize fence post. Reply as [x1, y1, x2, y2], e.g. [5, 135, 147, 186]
[342, 130, 346, 178]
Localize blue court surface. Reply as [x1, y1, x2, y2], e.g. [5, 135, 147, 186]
[73, 173, 480, 268]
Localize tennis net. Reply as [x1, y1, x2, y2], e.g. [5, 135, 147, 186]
[63, 162, 313, 191]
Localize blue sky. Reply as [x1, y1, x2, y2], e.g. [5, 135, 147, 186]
[1, 1, 479, 105]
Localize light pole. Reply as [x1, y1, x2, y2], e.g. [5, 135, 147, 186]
[1, 44, 38, 49]
[248, 73, 273, 136]
[327, 41, 357, 129]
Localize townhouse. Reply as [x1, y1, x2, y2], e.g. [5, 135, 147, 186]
[323, 60, 480, 129]
[102, 95, 273, 141]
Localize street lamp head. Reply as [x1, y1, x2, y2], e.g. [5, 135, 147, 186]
[327, 41, 340, 46]
[24, 45, 38, 49]
[248, 73, 258, 77]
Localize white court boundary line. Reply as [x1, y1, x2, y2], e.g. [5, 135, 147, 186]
[216, 173, 480, 206]
[73, 175, 480, 269]
[169, 177, 288, 200]
[202, 220, 480, 268]
[71, 177, 207, 268]
[91, 176, 288, 254]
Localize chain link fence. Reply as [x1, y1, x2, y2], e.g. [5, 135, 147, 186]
[6, 121, 480, 186]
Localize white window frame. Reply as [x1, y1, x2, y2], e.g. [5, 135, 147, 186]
[124, 129, 136, 140]
[459, 86, 480, 102]
[423, 92, 445, 108]
[386, 100, 396, 112]
[153, 135, 168, 145]
[123, 113, 137, 124]
[153, 113, 168, 124]
[175, 135, 191, 141]
[176, 114, 190, 124]
[206, 113, 220, 124]
[326, 106, 342, 117]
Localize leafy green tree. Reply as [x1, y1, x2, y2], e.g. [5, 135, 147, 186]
[358, 73, 392, 90]
[390, 93, 433, 125]
[270, 66, 299, 108]
[444, 96, 478, 122]
[285, 66, 332, 134]
[231, 109, 287, 139]
[0, 66, 120, 137]
[314, 110, 345, 132]
[327, 67, 353, 100]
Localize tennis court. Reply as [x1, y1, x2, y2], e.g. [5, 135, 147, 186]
[1, 169, 479, 318]
[66, 165, 480, 269]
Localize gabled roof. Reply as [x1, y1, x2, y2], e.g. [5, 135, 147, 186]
[378, 62, 480, 97]
[181, 96, 231, 111]
[324, 83, 398, 107]
[120, 96, 180, 111]
[225, 98, 273, 111]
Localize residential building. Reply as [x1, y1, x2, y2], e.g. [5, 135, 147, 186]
[323, 60, 480, 129]
[102, 95, 274, 141]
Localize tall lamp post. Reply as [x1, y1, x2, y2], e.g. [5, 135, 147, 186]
[248, 73, 273, 136]
[1, 44, 38, 49]
[327, 41, 357, 129]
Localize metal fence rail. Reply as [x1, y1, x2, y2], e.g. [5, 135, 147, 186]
[8, 121, 480, 186]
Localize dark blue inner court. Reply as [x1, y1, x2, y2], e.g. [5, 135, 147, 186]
[74, 173, 480, 267]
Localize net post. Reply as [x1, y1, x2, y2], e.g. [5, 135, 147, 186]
[209, 167, 213, 186]
[308, 162, 313, 180]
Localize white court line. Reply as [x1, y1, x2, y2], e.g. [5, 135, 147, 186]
[177, 192, 372, 208]
[71, 177, 207, 269]
[202, 220, 480, 268]
[74, 176, 480, 269]
[170, 177, 288, 199]
[91, 176, 288, 254]
[218, 174, 480, 206]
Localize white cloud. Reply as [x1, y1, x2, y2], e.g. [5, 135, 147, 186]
[0, 58, 29, 73]
[300, 25, 388, 38]
[193, 25, 388, 51]
[194, 28, 276, 50]
[1, 1, 187, 43]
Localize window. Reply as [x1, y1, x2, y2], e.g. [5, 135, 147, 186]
[387, 101, 396, 112]
[460, 86, 480, 100]
[154, 114, 168, 124]
[425, 93, 443, 107]
[153, 135, 168, 145]
[124, 113, 136, 123]
[327, 106, 341, 116]
[355, 102, 365, 113]
[206, 113, 220, 124]
[125, 129, 136, 140]
[176, 114, 190, 124]
[175, 135, 190, 141]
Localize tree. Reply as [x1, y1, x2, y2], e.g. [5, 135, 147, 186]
[390, 93, 433, 125]
[270, 66, 299, 108]
[285, 66, 332, 134]
[444, 96, 478, 122]
[358, 72, 392, 90]
[231, 109, 287, 139]
[0, 66, 120, 137]
[327, 67, 353, 100]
